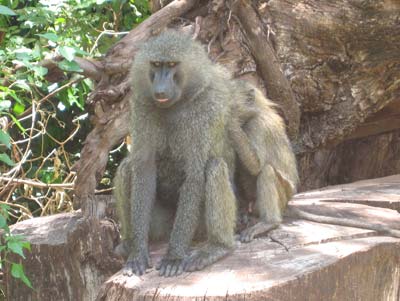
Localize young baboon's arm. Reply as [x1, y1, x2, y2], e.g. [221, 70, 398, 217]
[229, 120, 261, 176]
[229, 95, 261, 176]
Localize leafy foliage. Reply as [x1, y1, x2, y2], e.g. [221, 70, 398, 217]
[0, 0, 150, 294]
[0, 0, 149, 219]
[0, 204, 32, 289]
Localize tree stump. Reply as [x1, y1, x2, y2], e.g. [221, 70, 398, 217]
[5, 212, 123, 301]
[6, 176, 400, 301]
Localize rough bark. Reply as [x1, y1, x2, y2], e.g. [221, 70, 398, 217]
[6, 176, 400, 301]
[265, 0, 400, 151]
[299, 130, 400, 191]
[5, 208, 123, 300]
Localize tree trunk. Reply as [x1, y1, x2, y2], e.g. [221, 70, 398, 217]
[5, 197, 123, 301]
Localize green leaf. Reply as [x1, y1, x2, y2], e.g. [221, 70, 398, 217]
[14, 48, 32, 61]
[55, 17, 66, 25]
[5, 113, 26, 133]
[0, 214, 6, 228]
[72, 47, 89, 56]
[32, 66, 48, 77]
[11, 263, 32, 288]
[8, 240, 25, 258]
[0, 153, 15, 166]
[11, 263, 23, 278]
[21, 241, 31, 252]
[0, 5, 17, 16]
[58, 46, 76, 62]
[0, 130, 11, 149]
[0, 203, 10, 219]
[0, 87, 24, 104]
[21, 272, 33, 288]
[36, 33, 58, 43]
[13, 103, 25, 115]
[14, 80, 31, 91]
[58, 60, 83, 72]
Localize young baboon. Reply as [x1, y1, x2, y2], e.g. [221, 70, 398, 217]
[230, 84, 400, 240]
[114, 30, 239, 277]
[229, 82, 299, 242]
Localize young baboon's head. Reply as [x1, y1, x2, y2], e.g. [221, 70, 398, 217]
[132, 30, 211, 108]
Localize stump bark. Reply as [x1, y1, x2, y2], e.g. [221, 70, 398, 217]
[5, 212, 123, 301]
[6, 176, 400, 300]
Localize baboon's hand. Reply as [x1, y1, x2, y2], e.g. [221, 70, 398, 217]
[233, 99, 258, 125]
[156, 257, 185, 277]
[122, 252, 152, 276]
[183, 249, 213, 272]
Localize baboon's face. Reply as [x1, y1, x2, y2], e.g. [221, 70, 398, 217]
[149, 60, 183, 108]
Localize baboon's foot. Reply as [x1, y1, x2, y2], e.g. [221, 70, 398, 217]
[122, 252, 152, 276]
[156, 257, 185, 277]
[183, 245, 232, 272]
[239, 222, 279, 243]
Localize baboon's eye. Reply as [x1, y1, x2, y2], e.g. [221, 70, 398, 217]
[168, 62, 178, 68]
[151, 61, 161, 67]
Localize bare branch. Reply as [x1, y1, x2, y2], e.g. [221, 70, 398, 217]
[41, 56, 103, 82]
[0, 177, 74, 190]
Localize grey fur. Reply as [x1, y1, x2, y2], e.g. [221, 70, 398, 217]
[114, 30, 238, 277]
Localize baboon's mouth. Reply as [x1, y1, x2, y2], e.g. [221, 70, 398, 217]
[156, 98, 169, 103]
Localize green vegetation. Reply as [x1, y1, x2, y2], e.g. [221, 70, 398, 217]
[0, 203, 32, 290]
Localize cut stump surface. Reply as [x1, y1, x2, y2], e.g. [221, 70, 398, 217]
[98, 175, 400, 301]
[6, 176, 400, 301]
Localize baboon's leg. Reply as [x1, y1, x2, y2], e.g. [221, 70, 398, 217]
[240, 164, 282, 243]
[184, 158, 237, 272]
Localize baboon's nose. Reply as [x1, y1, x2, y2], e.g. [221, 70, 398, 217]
[155, 92, 167, 100]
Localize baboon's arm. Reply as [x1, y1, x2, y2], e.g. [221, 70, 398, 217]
[168, 174, 204, 256]
[229, 120, 261, 176]
[130, 151, 157, 255]
[123, 115, 158, 276]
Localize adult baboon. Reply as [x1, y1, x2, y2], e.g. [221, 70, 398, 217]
[115, 30, 238, 277]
